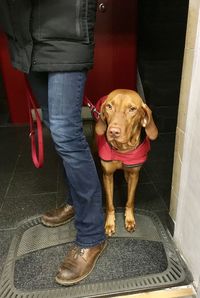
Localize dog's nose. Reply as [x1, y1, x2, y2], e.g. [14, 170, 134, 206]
[109, 127, 121, 138]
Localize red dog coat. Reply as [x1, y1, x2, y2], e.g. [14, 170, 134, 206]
[96, 134, 150, 167]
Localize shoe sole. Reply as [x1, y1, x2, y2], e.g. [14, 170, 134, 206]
[55, 241, 107, 286]
[41, 215, 74, 228]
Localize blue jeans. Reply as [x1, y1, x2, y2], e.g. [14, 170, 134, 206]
[28, 71, 105, 247]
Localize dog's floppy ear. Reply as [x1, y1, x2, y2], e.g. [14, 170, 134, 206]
[95, 102, 107, 135]
[141, 103, 158, 140]
[141, 103, 151, 128]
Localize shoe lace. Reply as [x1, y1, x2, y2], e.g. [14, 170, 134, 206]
[67, 244, 85, 260]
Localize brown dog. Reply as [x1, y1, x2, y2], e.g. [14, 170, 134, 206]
[95, 89, 158, 236]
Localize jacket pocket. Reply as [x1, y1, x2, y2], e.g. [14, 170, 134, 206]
[32, 0, 90, 43]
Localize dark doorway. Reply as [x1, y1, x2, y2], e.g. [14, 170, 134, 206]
[134, 0, 189, 230]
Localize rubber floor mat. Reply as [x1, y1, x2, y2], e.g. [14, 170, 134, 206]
[0, 210, 190, 298]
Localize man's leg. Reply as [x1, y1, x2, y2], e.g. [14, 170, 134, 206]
[48, 71, 105, 246]
[27, 72, 74, 225]
[48, 71, 106, 285]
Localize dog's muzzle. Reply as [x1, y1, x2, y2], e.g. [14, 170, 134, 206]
[108, 126, 121, 139]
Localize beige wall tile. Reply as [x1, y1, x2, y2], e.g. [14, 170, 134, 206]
[170, 0, 200, 224]
[173, 1, 200, 286]
[185, 0, 200, 50]
[169, 188, 178, 220]
[175, 127, 185, 162]
[170, 1, 198, 222]
[171, 149, 182, 196]
[170, 141, 183, 221]
[177, 48, 194, 131]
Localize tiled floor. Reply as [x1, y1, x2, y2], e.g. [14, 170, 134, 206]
[0, 121, 175, 279]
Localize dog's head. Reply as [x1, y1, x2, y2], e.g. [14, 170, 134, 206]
[95, 89, 150, 151]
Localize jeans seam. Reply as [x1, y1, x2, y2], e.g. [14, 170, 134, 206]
[74, 72, 85, 135]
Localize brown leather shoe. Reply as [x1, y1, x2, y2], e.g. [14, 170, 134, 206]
[55, 240, 107, 285]
[41, 204, 75, 227]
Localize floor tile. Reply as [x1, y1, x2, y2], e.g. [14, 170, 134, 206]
[0, 193, 57, 229]
[144, 159, 174, 184]
[6, 170, 58, 197]
[135, 183, 168, 212]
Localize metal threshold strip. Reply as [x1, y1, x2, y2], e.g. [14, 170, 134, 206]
[115, 285, 196, 298]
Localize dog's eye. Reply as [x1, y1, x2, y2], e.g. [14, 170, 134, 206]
[106, 104, 112, 110]
[129, 106, 136, 112]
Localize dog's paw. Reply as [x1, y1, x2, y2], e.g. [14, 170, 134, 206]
[125, 208, 136, 232]
[105, 213, 116, 236]
[125, 219, 136, 232]
[105, 224, 116, 236]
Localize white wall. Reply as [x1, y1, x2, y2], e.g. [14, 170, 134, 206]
[174, 4, 200, 288]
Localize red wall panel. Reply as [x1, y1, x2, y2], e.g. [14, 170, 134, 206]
[85, 0, 138, 102]
[0, 32, 29, 123]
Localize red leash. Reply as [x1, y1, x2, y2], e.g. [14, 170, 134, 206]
[25, 76, 44, 168]
[83, 96, 100, 121]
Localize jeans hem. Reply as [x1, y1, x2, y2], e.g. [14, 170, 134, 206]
[75, 236, 107, 248]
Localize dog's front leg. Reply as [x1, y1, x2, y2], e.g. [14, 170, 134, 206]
[124, 166, 141, 232]
[103, 173, 115, 236]
[101, 160, 118, 236]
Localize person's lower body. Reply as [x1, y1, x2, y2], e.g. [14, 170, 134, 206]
[28, 71, 106, 285]
[28, 72, 74, 224]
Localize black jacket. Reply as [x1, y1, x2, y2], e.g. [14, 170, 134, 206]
[0, 0, 97, 73]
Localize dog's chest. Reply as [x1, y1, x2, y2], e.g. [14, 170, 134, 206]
[97, 134, 150, 167]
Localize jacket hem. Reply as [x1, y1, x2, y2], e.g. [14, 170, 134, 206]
[31, 63, 94, 72]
